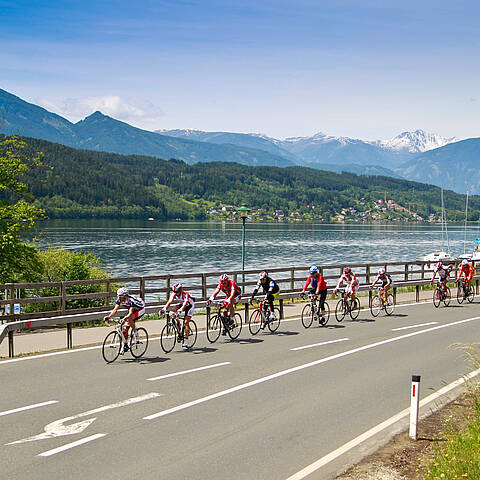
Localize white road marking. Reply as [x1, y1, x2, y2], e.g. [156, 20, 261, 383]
[145, 315, 480, 421]
[0, 400, 58, 417]
[290, 338, 349, 351]
[147, 362, 230, 381]
[392, 322, 437, 331]
[38, 433, 106, 457]
[8, 392, 161, 445]
[284, 367, 480, 480]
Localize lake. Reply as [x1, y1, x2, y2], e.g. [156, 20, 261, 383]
[33, 220, 478, 277]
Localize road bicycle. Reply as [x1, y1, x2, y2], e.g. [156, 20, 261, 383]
[160, 311, 198, 353]
[334, 288, 360, 321]
[102, 317, 148, 363]
[206, 301, 242, 343]
[432, 282, 451, 308]
[370, 288, 395, 317]
[248, 299, 281, 335]
[300, 292, 330, 328]
[456, 280, 474, 304]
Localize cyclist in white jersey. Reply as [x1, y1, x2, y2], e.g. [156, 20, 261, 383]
[104, 287, 145, 352]
[162, 282, 195, 348]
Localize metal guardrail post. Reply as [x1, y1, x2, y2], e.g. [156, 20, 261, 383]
[404, 264, 409, 281]
[416, 285, 420, 303]
[290, 268, 295, 291]
[67, 323, 73, 349]
[368, 289, 372, 307]
[206, 306, 210, 323]
[393, 287, 397, 304]
[140, 278, 146, 300]
[477, 279, 479, 295]
[8, 330, 14, 358]
[365, 265, 370, 284]
[244, 303, 249, 322]
[279, 298, 284, 319]
[421, 263, 425, 280]
[9, 286, 14, 322]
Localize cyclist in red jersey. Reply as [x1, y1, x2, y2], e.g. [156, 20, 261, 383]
[300, 266, 328, 319]
[456, 259, 475, 285]
[207, 274, 241, 325]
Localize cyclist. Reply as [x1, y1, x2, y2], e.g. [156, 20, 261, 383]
[431, 261, 454, 295]
[104, 287, 145, 353]
[370, 268, 392, 303]
[334, 267, 359, 302]
[300, 265, 328, 320]
[456, 259, 475, 290]
[207, 274, 241, 331]
[162, 282, 195, 348]
[249, 271, 280, 325]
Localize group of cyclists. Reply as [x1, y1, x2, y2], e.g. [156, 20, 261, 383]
[103, 258, 477, 353]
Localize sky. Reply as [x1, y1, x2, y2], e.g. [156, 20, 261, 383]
[1, 0, 479, 140]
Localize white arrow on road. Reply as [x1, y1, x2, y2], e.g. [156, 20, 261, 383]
[8, 392, 162, 445]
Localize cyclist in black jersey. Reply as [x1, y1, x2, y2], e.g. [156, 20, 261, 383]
[249, 271, 280, 318]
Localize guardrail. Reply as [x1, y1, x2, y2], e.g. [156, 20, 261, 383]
[1, 260, 477, 358]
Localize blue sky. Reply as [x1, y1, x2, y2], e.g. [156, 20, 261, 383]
[1, 0, 479, 140]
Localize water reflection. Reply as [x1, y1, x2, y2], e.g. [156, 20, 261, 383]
[33, 219, 478, 277]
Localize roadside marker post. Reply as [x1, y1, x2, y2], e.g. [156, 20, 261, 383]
[409, 375, 421, 440]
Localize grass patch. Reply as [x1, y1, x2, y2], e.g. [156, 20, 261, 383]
[423, 344, 480, 479]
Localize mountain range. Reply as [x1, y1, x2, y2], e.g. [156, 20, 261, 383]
[1, 87, 479, 193]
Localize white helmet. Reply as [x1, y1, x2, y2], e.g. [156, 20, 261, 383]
[172, 282, 183, 293]
[462, 259, 468, 266]
[220, 274, 229, 283]
[378, 268, 386, 275]
[117, 287, 129, 297]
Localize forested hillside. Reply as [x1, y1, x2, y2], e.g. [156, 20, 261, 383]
[4, 135, 480, 222]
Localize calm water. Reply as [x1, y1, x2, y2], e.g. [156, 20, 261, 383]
[33, 220, 479, 277]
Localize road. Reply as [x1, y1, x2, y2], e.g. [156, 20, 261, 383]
[1, 299, 479, 480]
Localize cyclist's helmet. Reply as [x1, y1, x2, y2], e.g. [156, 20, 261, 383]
[435, 261, 442, 270]
[309, 265, 319, 274]
[462, 259, 468, 266]
[220, 273, 229, 284]
[378, 268, 386, 275]
[117, 287, 129, 297]
[344, 266, 351, 274]
[172, 282, 182, 293]
[259, 271, 268, 281]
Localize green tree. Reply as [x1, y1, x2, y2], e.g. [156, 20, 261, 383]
[0, 137, 44, 282]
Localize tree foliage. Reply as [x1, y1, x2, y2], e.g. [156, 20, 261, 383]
[0, 137, 44, 282]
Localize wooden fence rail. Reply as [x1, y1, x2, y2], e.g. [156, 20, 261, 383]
[0, 260, 467, 323]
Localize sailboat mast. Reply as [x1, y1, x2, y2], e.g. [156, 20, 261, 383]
[464, 192, 469, 254]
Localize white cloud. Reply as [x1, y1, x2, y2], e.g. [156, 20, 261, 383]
[36, 95, 164, 130]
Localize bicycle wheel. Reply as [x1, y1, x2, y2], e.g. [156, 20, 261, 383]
[249, 308, 263, 335]
[185, 320, 197, 349]
[267, 307, 281, 333]
[443, 287, 451, 307]
[319, 302, 330, 326]
[227, 313, 243, 340]
[467, 285, 475, 303]
[102, 331, 122, 363]
[433, 288, 441, 308]
[129, 327, 148, 358]
[370, 296, 382, 317]
[349, 298, 360, 320]
[206, 314, 222, 343]
[385, 294, 395, 316]
[457, 284, 465, 304]
[335, 299, 346, 322]
[301, 303, 314, 328]
[160, 323, 176, 353]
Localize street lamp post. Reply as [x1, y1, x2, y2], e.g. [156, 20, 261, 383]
[238, 204, 250, 293]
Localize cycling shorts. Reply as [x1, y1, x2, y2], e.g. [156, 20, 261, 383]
[131, 307, 145, 320]
[346, 284, 359, 295]
[223, 295, 241, 307]
[174, 302, 194, 317]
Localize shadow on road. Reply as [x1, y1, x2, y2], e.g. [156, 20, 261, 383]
[190, 347, 218, 354]
[125, 356, 171, 364]
[275, 331, 299, 336]
[237, 338, 264, 344]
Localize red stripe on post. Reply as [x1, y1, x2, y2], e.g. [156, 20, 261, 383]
[412, 385, 416, 397]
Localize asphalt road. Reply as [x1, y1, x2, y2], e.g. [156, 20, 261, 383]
[1, 299, 480, 480]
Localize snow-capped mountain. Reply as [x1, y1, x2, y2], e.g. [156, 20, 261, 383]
[375, 129, 458, 153]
